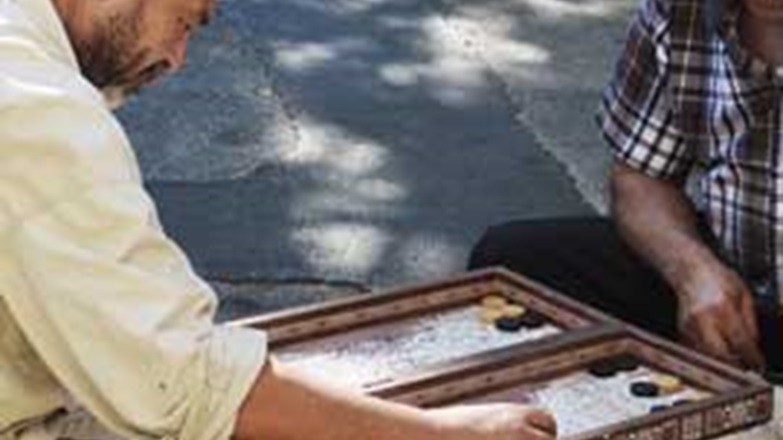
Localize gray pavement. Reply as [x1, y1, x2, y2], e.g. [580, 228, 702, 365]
[118, 0, 636, 319]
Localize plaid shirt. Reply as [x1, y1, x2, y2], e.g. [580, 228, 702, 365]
[598, 0, 783, 301]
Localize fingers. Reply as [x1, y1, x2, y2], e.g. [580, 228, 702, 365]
[725, 327, 765, 370]
[524, 408, 557, 437]
[676, 263, 767, 371]
[739, 293, 760, 344]
[688, 314, 739, 366]
[724, 301, 765, 370]
[686, 305, 764, 370]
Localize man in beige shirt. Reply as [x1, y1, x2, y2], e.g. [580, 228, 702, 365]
[0, 1, 557, 439]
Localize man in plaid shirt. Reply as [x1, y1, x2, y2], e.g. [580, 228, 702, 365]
[471, 0, 783, 378]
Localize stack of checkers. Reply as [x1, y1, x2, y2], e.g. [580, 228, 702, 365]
[479, 295, 547, 332]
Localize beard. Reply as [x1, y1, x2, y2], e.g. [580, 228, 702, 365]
[70, 11, 168, 108]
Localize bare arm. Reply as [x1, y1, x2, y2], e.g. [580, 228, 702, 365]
[610, 162, 713, 290]
[233, 359, 557, 440]
[610, 162, 762, 369]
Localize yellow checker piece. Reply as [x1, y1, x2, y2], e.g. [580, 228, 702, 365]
[502, 304, 527, 319]
[481, 295, 508, 310]
[652, 374, 684, 395]
[480, 308, 507, 325]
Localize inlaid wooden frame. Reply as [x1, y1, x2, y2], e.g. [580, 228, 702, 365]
[231, 268, 613, 348]
[230, 268, 774, 439]
[371, 328, 772, 440]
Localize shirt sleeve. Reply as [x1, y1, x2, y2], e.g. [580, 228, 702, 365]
[597, 0, 695, 182]
[0, 73, 267, 440]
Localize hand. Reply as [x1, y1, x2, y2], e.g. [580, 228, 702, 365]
[676, 259, 764, 370]
[428, 404, 557, 440]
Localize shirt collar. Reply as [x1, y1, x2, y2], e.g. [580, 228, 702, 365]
[9, 0, 80, 71]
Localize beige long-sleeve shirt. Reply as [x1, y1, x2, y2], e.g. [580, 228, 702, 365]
[0, 1, 268, 439]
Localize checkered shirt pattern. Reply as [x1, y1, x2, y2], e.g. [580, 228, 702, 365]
[598, 0, 783, 297]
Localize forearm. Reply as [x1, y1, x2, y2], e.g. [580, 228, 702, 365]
[233, 358, 441, 440]
[610, 162, 720, 294]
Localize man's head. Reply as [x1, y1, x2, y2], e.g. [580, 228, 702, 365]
[52, 0, 215, 107]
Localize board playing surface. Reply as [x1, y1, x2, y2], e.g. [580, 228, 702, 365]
[464, 364, 712, 437]
[277, 304, 561, 388]
[239, 269, 775, 440]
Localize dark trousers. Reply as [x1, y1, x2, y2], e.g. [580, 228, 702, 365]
[468, 217, 783, 377]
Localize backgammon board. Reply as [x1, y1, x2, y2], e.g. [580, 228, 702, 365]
[231, 268, 774, 440]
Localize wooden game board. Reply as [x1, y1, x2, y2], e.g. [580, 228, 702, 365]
[373, 329, 771, 440]
[231, 268, 773, 440]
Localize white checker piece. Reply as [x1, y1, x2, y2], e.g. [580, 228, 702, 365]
[277, 306, 560, 388]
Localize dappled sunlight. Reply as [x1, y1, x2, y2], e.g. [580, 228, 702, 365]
[280, 115, 391, 177]
[521, 0, 623, 18]
[284, 113, 409, 276]
[329, 0, 399, 15]
[447, 15, 551, 73]
[376, 15, 544, 107]
[453, 0, 633, 21]
[129, 0, 631, 288]
[291, 179, 407, 219]
[292, 223, 393, 273]
[353, 178, 407, 201]
[398, 233, 466, 280]
[440, 0, 635, 91]
[273, 38, 377, 73]
[373, 12, 550, 105]
[377, 15, 427, 31]
[285, 0, 399, 16]
[405, 15, 486, 107]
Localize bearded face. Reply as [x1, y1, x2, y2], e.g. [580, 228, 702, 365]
[56, 0, 213, 108]
[69, 7, 171, 107]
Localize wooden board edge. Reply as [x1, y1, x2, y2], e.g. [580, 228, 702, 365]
[227, 268, 506, 329]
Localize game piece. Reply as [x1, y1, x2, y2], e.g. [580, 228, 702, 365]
[482, 295, 508, 310]
[653, 374, 683, 395]
[630, 381, 660, 398]
[588, 355, 642, 378]
[502, 304, 527, 319]
[613, 354, 641, 372]
[495, 316, 525, 333]
[587, 360, 618, 378]
[650, 405, 669, 413]
[479, 308, 507, 325]
[518, 311, 547, 329]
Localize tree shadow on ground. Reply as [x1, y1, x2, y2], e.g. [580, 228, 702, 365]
[118, 0, 635, 314]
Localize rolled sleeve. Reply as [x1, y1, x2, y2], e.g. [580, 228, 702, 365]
[2, 183, 267, 440]
[597, 0, 694, 182]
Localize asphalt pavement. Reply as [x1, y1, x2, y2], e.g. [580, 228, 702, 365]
[117, 0, 637, 320]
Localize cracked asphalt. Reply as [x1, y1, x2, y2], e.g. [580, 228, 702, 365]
[118, 0, 636, 318]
